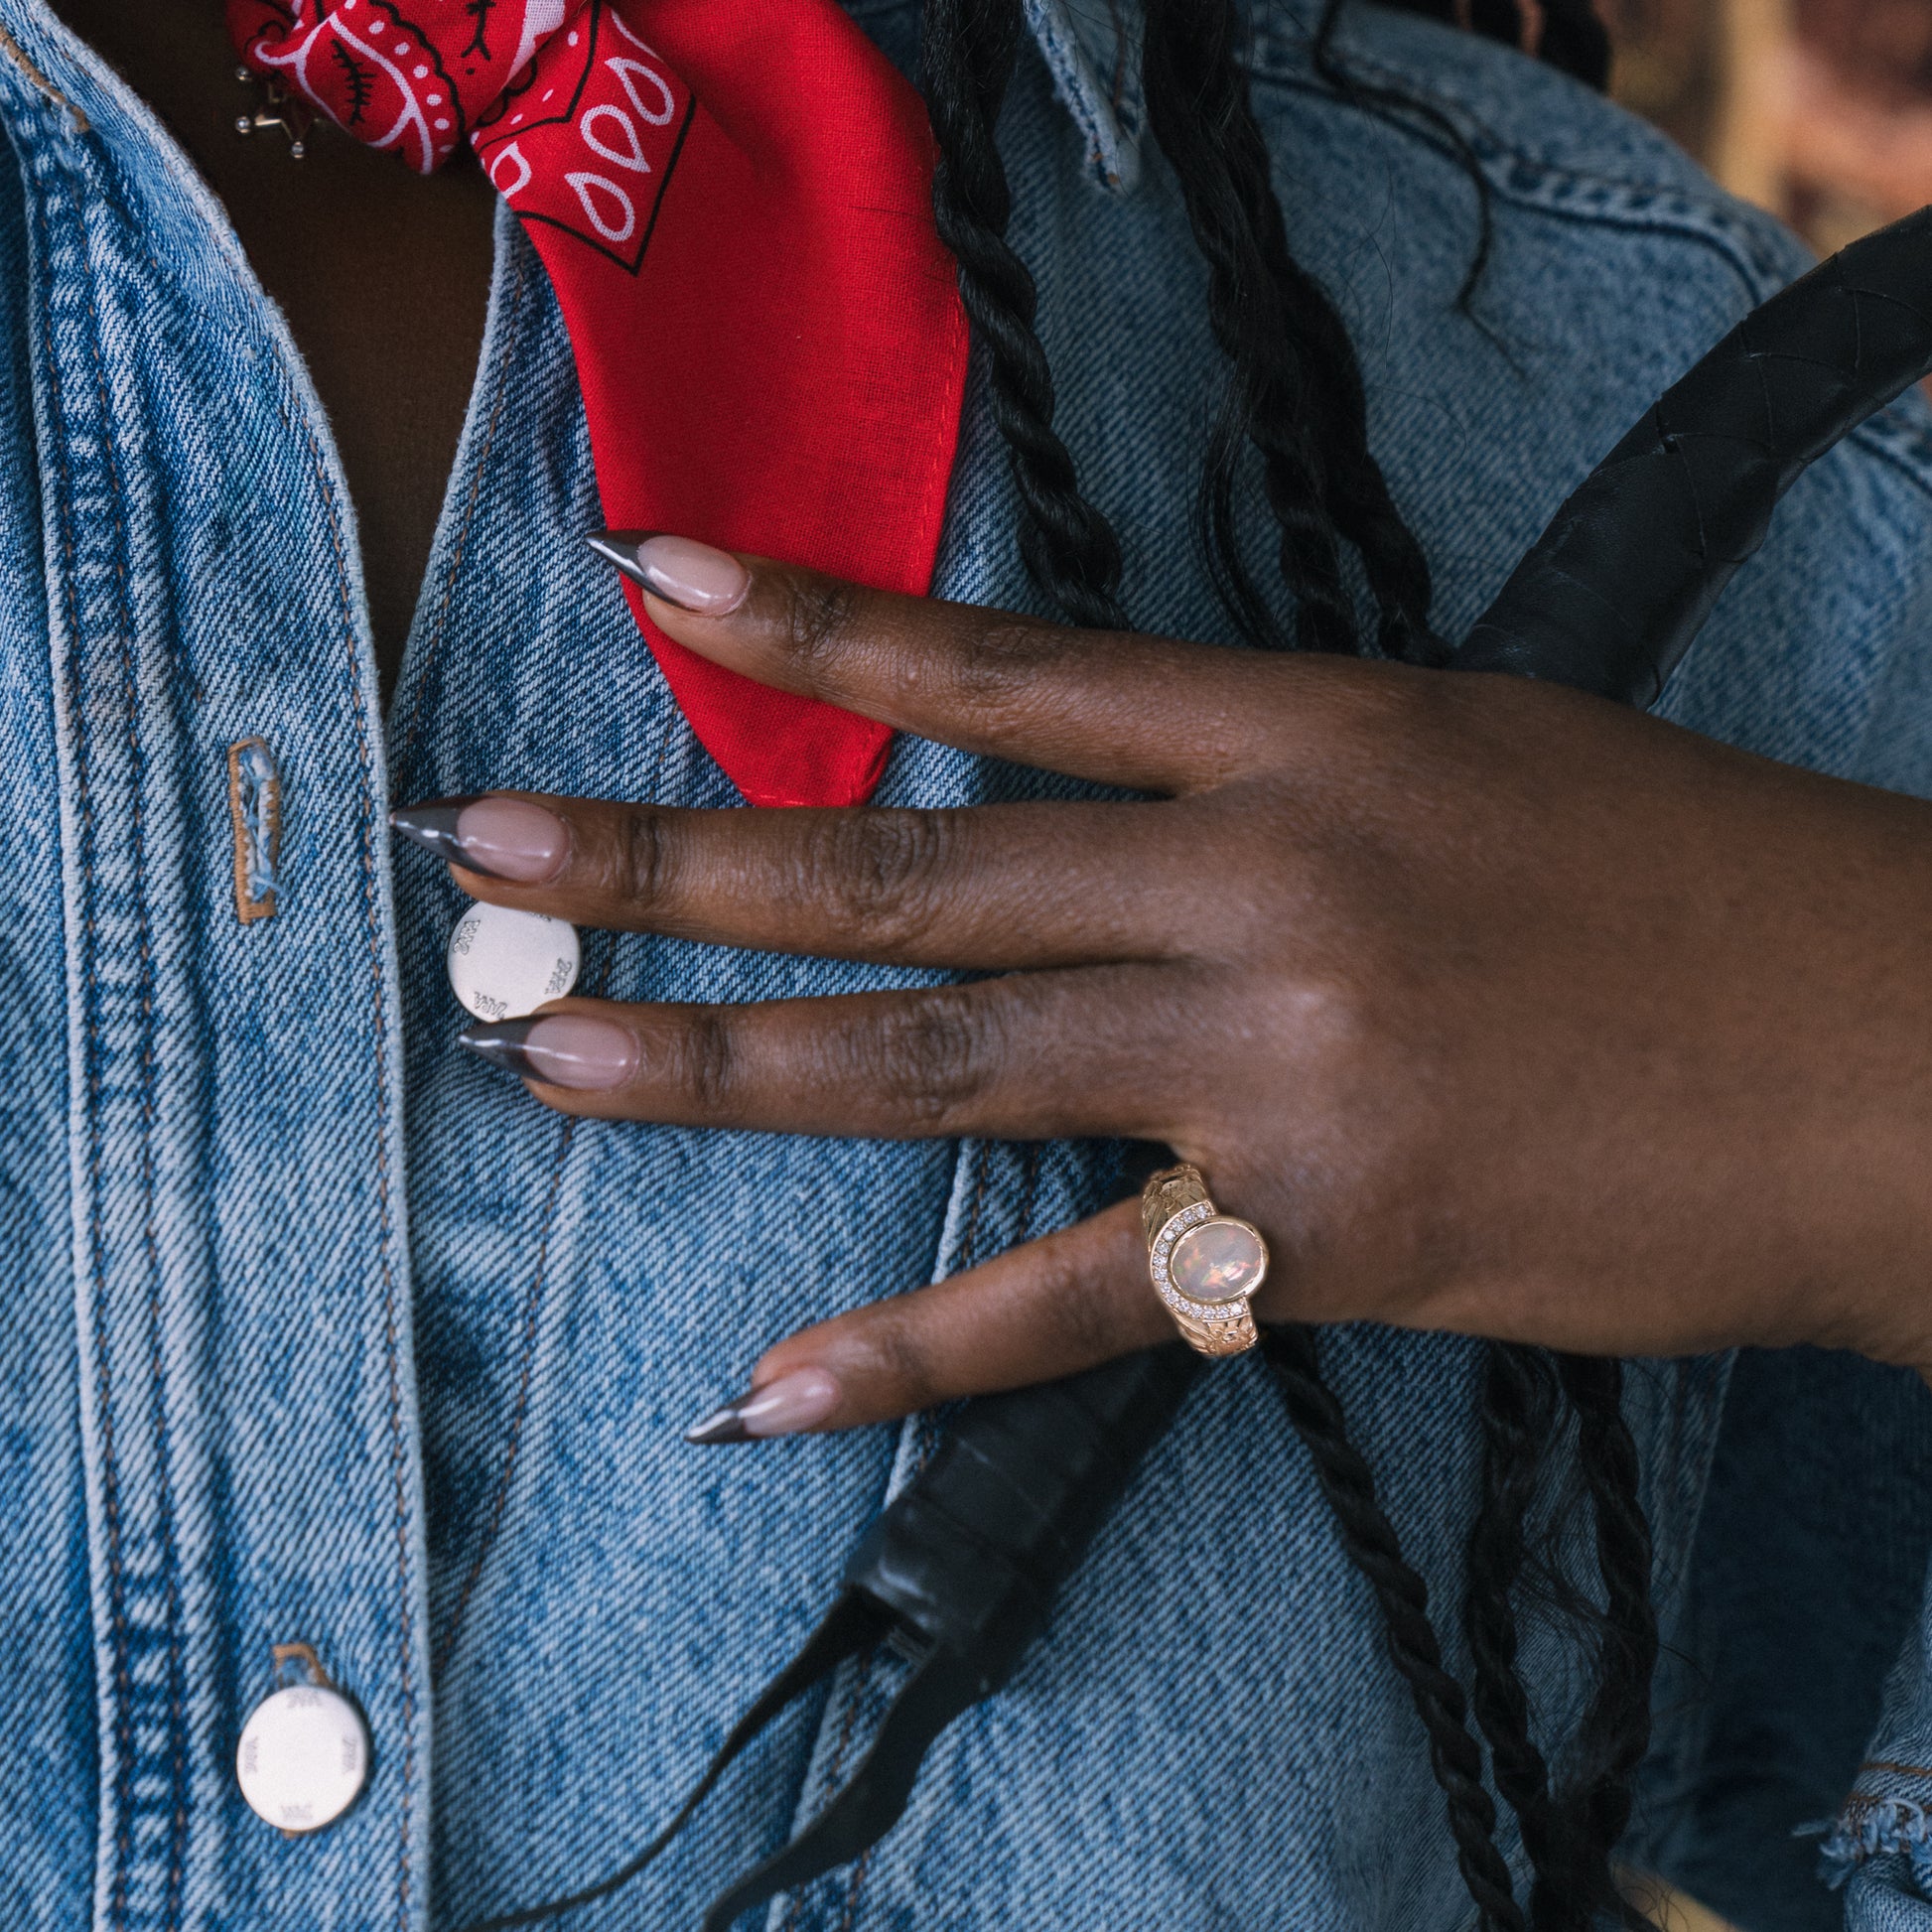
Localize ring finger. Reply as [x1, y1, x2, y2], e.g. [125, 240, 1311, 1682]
[459, 964, 1192, 1141]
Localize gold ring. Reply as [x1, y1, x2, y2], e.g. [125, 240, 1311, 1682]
[1141, 1164, 1268, 1358]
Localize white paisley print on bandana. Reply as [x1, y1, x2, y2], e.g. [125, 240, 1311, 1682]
[227, 0, 692, 269]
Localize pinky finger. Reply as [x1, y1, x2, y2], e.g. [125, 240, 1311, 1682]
[684, 1198, 1171, 1440]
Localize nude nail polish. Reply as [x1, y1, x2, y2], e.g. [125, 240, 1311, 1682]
[588, 530, 751, 615]
[684, 1368, 841, 1444]
[391, 795, 569, 884]
[459, 1015, 637, 1089]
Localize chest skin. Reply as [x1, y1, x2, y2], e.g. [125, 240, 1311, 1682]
[49, 0, 496, 700]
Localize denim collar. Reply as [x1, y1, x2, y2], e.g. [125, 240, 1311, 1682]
[0, 0, 1152, 192]
[1024, 0, 1147, 192]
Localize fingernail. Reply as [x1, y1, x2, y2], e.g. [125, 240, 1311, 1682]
[588, 530, 751, 616]
[683, 1368, 841, 1444]
[459, 1014, 637, 1089]
[391, 795, 569, 884]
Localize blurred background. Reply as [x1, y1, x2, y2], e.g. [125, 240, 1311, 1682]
[1607, 0, 1932, 246]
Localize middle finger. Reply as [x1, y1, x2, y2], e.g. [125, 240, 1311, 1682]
[400, 791, 1199, 970]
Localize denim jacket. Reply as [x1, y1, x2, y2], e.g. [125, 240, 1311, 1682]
[7, 1, 1932, 1927]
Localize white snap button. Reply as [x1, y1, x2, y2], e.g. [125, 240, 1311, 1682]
[236, 1684, 369, 1833]
[447, 898, 581, 1022]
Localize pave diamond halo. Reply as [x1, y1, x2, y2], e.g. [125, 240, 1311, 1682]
[1140, 1165, 1268, 1358]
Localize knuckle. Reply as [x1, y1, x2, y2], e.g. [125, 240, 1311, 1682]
[680, 1009, 741, 1120]
[942, 619, 1068, 725]
[610, 804, 674, 913]
[1261, 962, 1421, 1145]
[1330, 662, 1477, 782]
[808, 811, 952, 949]
[1291, 970, 1381, 1074]
[778, 573, 865, 678]
[871, 988, 993, 1125]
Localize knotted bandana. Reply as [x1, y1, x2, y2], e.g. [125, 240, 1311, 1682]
[227, 0, 968, 807]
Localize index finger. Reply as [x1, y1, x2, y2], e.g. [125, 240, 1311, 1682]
[592, 532, 1330, 794]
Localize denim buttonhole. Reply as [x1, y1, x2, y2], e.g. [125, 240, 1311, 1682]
[228, 737, 281, 924]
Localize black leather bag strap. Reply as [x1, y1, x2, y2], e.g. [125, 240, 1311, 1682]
[462, 1590, 892, 1932]
[695, 1650, 982, 1932]
[842, 1343, 1202, 1687]
[691, 1344, 1202, 1928]
[1460, 204, 1932, 704]
[460, 1346, 1199, 1932]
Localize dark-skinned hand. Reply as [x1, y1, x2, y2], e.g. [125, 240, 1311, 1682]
[393, 533, 1932, 1442]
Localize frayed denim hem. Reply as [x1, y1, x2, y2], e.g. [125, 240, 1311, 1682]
[1819, 1798, 1932, 1894]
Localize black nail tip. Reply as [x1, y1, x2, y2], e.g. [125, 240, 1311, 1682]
[458, 1021, 539, 1077]
[391, 796, 480, 867]
[683, 1401, 754, 1446]
[587, 530, 656, 588]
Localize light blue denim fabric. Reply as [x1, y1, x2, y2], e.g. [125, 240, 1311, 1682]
[4, 2, 1932, 1928]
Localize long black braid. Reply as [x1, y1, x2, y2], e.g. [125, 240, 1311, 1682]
[1554, 1355, 1660, 1929]
[1266, 1326, 1530, 1931]
[1464, 1343, 1582, 1932]
[1283, 16, 1655, 1925]
[1135, 6, 1541, 1913]
[1149, 8, 1657, 1925]
[1155, 12, 1658, 1925]
[920, 0, 1128, 629]
[1345, 15, 1648, 1915]
[1140, 0, 1356, 654]
[1456, 1353, 1658, 1932]
[1143, 0, 1444, 663]
[915, 2, 1654, 1926]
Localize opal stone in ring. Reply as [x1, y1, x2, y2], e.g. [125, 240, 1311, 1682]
[1169, 1217, 1269, 1304]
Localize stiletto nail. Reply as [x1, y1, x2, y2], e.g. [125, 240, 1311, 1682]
[683, 1368, 841, 1445]
[390, 796, 477, 867]
[392, 795, 569, 884]
[588, 530, 751, 615]
[459, 1015, 637, 1089]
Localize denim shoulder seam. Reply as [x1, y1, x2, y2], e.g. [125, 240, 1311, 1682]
[1243, 47, 1799, 300]
[1241, 48, 1932, 496]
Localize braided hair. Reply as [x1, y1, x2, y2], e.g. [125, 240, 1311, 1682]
[921, 0, 1128, 628]
[1268, 1325, 1531, 1932]
[915, 1, 1654, 1924]
[1556, 1355, 1660, 1930]
[1143, 0, 1444, 662]
[1465, 1343, 1574, 1930]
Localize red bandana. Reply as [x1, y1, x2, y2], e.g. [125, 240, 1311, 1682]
[227, 0, 968, 807]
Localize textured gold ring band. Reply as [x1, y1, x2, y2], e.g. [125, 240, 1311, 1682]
[1141, 1164, 1268, 1359]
